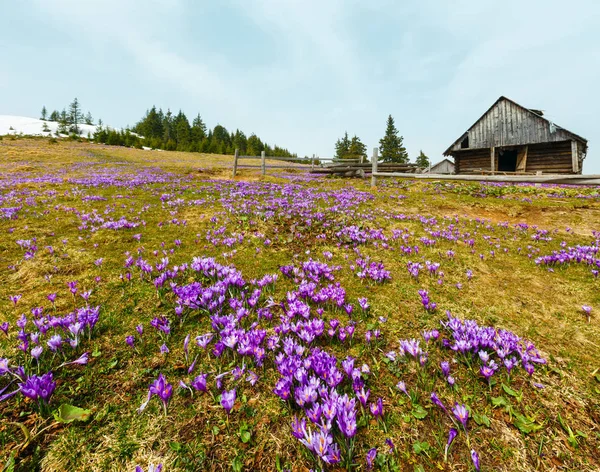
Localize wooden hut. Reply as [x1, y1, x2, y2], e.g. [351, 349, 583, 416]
[444, 96, 588, 174]
[424, 158, 455, 174]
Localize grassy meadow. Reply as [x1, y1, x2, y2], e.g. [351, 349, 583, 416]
[0, 137, 599, 472]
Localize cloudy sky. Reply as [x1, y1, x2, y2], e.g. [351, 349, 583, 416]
[1, 0, 599, 171]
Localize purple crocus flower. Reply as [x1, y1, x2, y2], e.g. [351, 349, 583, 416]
[136, 324, 144, 336]
[440, 361, 450, 377]
[444, 428, 458, 461]
[9, 294, 22, 306]
[356, 386, 370, 406]
[183, 334, 190, 360]
[369, 397, 384, 418]
[135, 464, 163, 472]
[452, 403, 469, 429]
[582, 305, 592, 321]
[47, 293, 57, 304]
[221, 388, 236, 413]
[195, 333, 213, 349]
[58, 352, 89, 368]
[125, 335, 135, 348]
[160, 343, 169, 355]
[396, 380, 409, 397]
[366, 447, 377, 469]
[31, 345, 43, 361]
[148, 373, 172, 415]
[0, 322, 9, 336]
[480, 365, 495, 382]
[471, 449, 480, 471]
[19, 372, 56, 403]
[430, 392, 447, 412]
[47, 334, 62, 352]
[191, 374, 207, 392]
[291, 416, 307, 439]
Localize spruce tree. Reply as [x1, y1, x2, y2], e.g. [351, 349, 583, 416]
[68, 98, 83, 134]
[334, 132, 351, 159]
[85, 111, 93, 125]
[348, 135, 367, 161]
[191, 114, 207, 144]
[173, 111, 191, 151]
[379, 115, 408, 163]
[40, 106, 47, 120]
[49, 110, 60, 122]
[416, 150, 430, 168]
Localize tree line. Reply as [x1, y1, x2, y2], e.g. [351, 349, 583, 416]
[40, 100, 296, 157]
[334, 114, 430, 167]
[130, 106, 295, 157]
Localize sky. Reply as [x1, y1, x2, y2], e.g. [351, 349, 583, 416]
[1, 0, 600, 172]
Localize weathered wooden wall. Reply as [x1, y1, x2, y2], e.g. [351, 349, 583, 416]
[447, 98, 576, 152]
[525, 141, 574, 174]
[454, 149, 490, 174]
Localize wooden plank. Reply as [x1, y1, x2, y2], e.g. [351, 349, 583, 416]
[490, 147, 495, 171]
[232, 148, 239, 177]
[371, 148, 379, 187]
[516, 145, 528, 172]
[261, 151, 266, 176]
[571, 140, 579, 173]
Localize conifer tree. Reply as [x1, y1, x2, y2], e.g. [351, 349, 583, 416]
[348, 135, 367, 161]
[40, 106, 47, 121]
[49, 110, 60, 122]
[191, 114, 207, 143]
[415, 150, 430, 168]
[334, 132, 351, 159]
[85, 111, 93, 125]
[68, 98, 83, 134]
[379, 115, 408, 163]
[173, 111, 191, 150]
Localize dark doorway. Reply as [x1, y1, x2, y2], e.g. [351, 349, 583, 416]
[498, 149, 518, 172]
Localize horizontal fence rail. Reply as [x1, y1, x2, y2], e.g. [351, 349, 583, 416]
[231, 150, 364, 177]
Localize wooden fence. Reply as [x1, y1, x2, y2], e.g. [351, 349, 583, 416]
[231, 150, 362, 177]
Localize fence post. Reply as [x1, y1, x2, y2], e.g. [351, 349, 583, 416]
[261, 150, 266, 176]
[311, 154, 315, 171]
[233, 148, 239, 178]
[371, 148, 378, 187]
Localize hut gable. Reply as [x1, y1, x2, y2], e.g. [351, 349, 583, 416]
[444, 96, 587, 155]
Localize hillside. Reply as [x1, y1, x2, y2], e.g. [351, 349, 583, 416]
[0, 139, 599, 472]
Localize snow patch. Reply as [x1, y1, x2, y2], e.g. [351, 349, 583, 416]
[0, 115, 110, 137]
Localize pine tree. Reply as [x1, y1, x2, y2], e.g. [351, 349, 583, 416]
[173, 111, 191, 151]
[68, 98, 83, 134]
[233, 129, 247, 154]
[191, 114, 207, 144]
[162, 109, 173, 143]
[49, 110, 60, 122]
[40, 106, 47, 121]
[85, 111, 93, 125]
[415, 150, 430, 168]
[334, 132, 351, 159]
[379, 115, 408, 163]
[246, 134, 264, 156]
[348, 135, 367, 161]
[58, 109, 69, 135]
